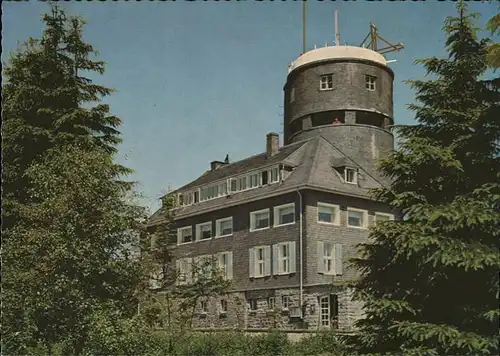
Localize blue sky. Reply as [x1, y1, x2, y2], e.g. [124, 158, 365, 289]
[2, 0, 498, 213]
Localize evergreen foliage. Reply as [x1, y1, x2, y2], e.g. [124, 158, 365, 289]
[2, 5, 127, 233]
[1, 5, 143, 354]
[486, 10, 500, 69]
[346, 2, 500, 355]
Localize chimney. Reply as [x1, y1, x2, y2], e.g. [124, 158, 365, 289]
[210, 161, 224, 171]
[266, 132, 279, 157]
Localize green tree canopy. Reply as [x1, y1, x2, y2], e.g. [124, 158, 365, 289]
[2, 5, 127, 233]
[346, 2, 500, 355]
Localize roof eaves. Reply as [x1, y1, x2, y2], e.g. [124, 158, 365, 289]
[146, 182, 376, 226]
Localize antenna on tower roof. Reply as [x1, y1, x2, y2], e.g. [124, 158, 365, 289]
[359, 23, 404, 54]
[334, 10, 340, 46]
[302, 1, 307, 54]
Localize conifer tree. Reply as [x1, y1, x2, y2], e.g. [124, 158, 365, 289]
[2, 5, 126, 233]
[346, 2, 500, 355]
[2, 5, 143, 354]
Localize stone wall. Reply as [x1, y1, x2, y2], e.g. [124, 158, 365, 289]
[171, 286, 363, 332]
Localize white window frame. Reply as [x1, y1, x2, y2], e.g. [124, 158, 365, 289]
[317, 203, 340, 225]
[176, 258, 192, 285]
[281, 295, 291, 310]
[365, 74, 377, 91]
[249, 245, 271, 278]
[216, 217, 233, 237]
[317, 242, 343, 276]
[217, 251, 233, 280]
[278, 243, 290, 274]
[273, 241, 296, 275]
[347, 208, 368, 229]
[250, 208, 270, 232]
[320, 74, 334, 91]
[255, 247, 265, 277]
[196, 221, 213, 241]
[273, 203, 295, 227]
[177, 226, 193, 245]
[374, 212, 394, 224]
[197, 255, 214, 279]
[344, 167, 358, 184]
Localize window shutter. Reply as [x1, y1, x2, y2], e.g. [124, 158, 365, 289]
[227, 251, 233, 280]
[264, 246, 271, 276]
[250, 214, 254, 231]
[289, 241, 296, 273]
[175, 260, 181, 285]
[317, 241, 325, 274]
[334, 244, 343, 276]
[249, 248, 255, 278]
[177, 229, 181, 245]
[186, 258, 193, 284]
[272, 244, 279, 275]
[192, 256, 199, 282]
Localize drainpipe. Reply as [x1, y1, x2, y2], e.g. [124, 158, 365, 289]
[296, 190, 304, 318]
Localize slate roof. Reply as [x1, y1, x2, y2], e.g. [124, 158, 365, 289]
[173, 140, 306, 193]
[147, 135, 389, 226]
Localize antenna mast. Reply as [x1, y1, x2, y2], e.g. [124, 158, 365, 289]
[334, 10, 340, 46]
[302, 1, 306, 53]
[359, 23, 404, 54]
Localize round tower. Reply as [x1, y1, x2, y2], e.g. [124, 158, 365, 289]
[283, 45, 395, 180]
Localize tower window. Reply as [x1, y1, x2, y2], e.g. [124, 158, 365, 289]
[365, 75, 377, 91]
[320, 74, 333, 91]
[290, 87, 295, 103]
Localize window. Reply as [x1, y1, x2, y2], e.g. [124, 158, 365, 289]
[200, 300, 208, 314]
[317, 242, 343, 275]
[317, 203, 340, 225]
[320, 74, 333, 90]
[345, 168, 358, 184]
[267, 297, 276, 309]
[248, 299, 258, 311]
[282, 296, 291, 310]
[200, 181, 227, 202]
[274, 203, 295, 226]
[271, 167, 279, 183]
[273, 242, 296, 275]
[176, 258, 192, 285]
[249, 246, 271, 278]
[290, 87, 295, 103]
[217, 251, 233, 280]
[261, 170, 268, 185]
[177, 226, 193, 245]
[347, 208, 367, 228]
[216, 217, 233, 237]
[375, 213, 394, 224]
[250, 209, 270, 231]
[196, 255, 214, 279]
[249, 173, 260, 188]
[220, 299, 228, 313]
[320, 296, 330, 327]
[365, 74, 376, 91]
[194, 190, 199, 203]
[196, 222, 212, 241]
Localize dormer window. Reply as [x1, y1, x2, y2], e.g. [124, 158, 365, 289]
[345, 167, 358, 184]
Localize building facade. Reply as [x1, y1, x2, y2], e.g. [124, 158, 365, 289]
[147, 45, 397, 331]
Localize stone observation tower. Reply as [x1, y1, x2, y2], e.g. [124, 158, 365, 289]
[147, 10, 404, 332]
[283, 19, 403, 184]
